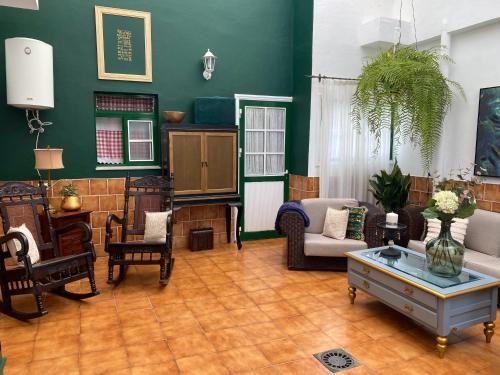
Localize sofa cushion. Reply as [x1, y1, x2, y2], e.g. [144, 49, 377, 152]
[322, 208, 349, 240]
[464, 209, 500, 257]
[423, 218, 468, 245]
[464, 250, 500, 279]
[302, 198, 358, 234]
[344, 206, 368, 241]
[408, 239, 426, 254]
[304, 233, 367, 257]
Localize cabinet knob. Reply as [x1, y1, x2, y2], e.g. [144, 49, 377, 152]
[362, 267, 370, 275]
[362, 280, 370, 289]
[404, 287, 414, 296]
[404, 304, 414, 313]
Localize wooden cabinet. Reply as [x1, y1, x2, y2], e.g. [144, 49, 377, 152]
[167, 128, 237, 195]
[39, 210, 92, 260]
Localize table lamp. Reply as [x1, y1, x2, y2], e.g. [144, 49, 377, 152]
[34, 146, 64, 190]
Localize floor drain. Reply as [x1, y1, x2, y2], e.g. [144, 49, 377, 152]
[313, 348, 360, 373]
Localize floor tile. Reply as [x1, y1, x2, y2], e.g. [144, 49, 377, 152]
[259, 300, 300, 319]
[121, 322, 163, 345]
[176, 353, 230, 374]
[257, 338, 307, 364]
[29, 354, 80, 375]
[241, 322, 286, 344]
[33, 334, 79, 361]
[80, 328, 125, 353]
[273, 314, 317, 336]
[218, 346, 270, 373]
[167, 333, 216, 358]
[206, 327, 253, 351]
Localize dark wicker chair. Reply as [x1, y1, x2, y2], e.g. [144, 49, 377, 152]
[105, 175, 175, 285]
[279, 201, 383, 271]
[0, 181, 99, 320]
[398, 206, 426, 246]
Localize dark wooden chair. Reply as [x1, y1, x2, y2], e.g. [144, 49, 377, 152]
[0, 181, 99, 320]
[105, 175, 175, 285]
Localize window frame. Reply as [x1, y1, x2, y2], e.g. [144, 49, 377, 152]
[244, 106, 287, 177]
[94, 93, 159, 168]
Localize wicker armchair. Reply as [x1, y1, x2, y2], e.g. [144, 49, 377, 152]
[279, 199, 383, 271]
[397, 206, 426, 246]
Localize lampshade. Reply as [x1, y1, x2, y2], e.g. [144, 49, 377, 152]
[34, 148, 64, 170]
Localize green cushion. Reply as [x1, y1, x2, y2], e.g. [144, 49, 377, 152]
[343, 206, 368, 241]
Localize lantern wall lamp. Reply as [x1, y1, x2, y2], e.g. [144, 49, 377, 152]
[202, 49, 216, 80]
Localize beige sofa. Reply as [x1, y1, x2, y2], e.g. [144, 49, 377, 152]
[279, 198, 382, 270]
[406, 209, 500, 278]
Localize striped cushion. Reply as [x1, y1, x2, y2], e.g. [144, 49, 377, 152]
[423, 218, 469, 245]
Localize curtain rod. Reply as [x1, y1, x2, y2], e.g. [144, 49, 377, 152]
[306, 74, 359, 82]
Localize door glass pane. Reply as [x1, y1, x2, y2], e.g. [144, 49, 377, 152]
[129, 121, 152, 140]
[130, 142, 152, 161]
[96, 117, 123, 164]
[246, 155, 264, 175]
[266, 131, 285, 153]
[266, 154, 285, 175]
[246, 131, 264, 152]
[245, 107, 265, 129]
[266, 108, 285, 130]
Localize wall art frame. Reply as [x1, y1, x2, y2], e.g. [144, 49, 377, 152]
[474, 86, 500, 177]
[95, 6, 152, 82]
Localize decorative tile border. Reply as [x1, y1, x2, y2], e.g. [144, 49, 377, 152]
[0, 178, 235, 256]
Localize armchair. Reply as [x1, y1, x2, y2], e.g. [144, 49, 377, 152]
[105, 175, 175, 285]
[279, 198, 383, 270]
[0, 181, 99, 320]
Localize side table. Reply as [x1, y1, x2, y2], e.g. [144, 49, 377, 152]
[39, 210, 92, 260]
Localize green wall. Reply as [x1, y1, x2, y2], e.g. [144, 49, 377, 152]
[0, 0, 295, 180]
[290, 0, 313, 176]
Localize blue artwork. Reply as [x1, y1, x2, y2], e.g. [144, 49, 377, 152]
[475, 86, 500, 177]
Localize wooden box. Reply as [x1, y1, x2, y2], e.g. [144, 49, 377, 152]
[189, 228, 214, 251]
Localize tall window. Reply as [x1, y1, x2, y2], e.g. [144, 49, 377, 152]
[95, 93, 157, 166]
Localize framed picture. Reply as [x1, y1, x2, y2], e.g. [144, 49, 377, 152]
[95, 6, 152, 82]
[474, 86, 500, 177]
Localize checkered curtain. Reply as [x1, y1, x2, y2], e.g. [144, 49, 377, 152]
[96, 95, 154, 112]
[96, 117, 124, 164]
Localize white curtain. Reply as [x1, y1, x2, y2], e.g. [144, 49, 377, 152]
[319, 80, 391, 203]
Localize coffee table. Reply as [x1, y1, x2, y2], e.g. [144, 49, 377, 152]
[346, 245, 500, 358]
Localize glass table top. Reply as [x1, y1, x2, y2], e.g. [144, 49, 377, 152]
[361, 247, 481, 289]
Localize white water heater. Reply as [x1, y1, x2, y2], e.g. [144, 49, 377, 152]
[5, 37, 54, 109]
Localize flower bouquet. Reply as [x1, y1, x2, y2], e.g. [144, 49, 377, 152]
[422, 167, 479, 277]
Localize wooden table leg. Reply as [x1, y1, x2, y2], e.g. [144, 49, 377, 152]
[484, 321, 495, 343]
[348, 287, 356, 304]
[436, 335, 447, 358]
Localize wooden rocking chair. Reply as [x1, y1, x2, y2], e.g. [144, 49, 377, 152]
[0, 181, 99, 320]
[105, 175, 175, 285]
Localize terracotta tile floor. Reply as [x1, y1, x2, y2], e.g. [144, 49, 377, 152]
[1, 238, 500, 374]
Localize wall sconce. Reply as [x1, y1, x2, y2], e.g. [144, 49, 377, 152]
[202, 49, 216, 80]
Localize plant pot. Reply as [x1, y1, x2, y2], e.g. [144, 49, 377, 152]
[425, 219, 464, 277]
[61, 196, 81, 211]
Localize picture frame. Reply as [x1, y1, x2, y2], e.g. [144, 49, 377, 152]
[95, 6, 152, 82]
[474, 86, 500, 177]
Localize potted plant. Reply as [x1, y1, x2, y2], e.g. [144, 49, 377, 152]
[59, 184, 81, 211]
[422, 166, 481, 277]
[368, 161, 411, 213]
[352, 46, 464, 171]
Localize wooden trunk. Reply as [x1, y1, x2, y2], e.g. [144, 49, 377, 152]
[189, 228, 214, 251]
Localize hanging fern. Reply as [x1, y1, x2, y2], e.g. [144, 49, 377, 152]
[352, 46, 464, 171]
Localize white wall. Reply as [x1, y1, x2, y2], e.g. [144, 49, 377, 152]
[309, 0, 500, 184]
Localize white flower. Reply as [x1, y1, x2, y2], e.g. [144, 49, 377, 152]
[434, 190, 459, 214]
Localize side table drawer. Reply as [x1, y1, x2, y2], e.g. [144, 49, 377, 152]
[350, 272, 438, 328]
[349, 260, 438, 310]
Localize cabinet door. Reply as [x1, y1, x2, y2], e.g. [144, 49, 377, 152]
[205, 132, 237, 193]
[169, 132, 204, 194]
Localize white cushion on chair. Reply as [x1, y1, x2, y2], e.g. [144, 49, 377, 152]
[144, 211, 172, 243]
[7, 223, 40, 265]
